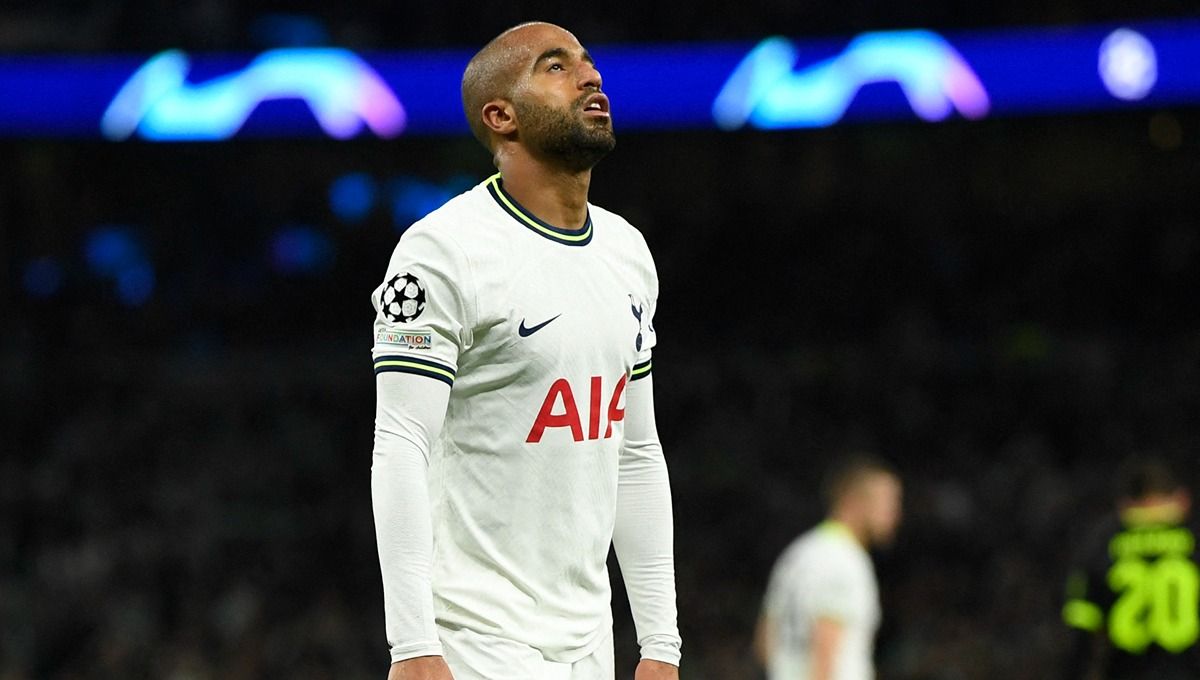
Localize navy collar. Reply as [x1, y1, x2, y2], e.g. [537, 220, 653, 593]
[485, 173, 593, 247]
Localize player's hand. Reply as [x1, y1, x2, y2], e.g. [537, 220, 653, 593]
[634, 659, 679, 680]
[387, 655, 455, 680]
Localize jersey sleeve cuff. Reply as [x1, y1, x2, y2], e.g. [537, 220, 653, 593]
[630, 358, 653, 381]
[639, 638, 681, 666]
[373, 355, 457, 386]
[389, 640, 445, 664]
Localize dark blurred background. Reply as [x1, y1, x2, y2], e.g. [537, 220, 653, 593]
[4, 2, 1200, 679]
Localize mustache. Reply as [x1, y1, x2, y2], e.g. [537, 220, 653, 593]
[573, 90, 602, 110]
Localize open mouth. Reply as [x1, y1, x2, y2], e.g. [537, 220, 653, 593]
[582, 93, 611, 117]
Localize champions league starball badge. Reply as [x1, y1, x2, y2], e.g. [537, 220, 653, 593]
[382, 272, 427, 323]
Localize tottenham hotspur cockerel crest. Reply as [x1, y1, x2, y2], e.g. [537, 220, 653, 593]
[381, 272, 427, 323]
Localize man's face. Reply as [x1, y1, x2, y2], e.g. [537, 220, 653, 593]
[508, 25, 615, 170]
[1119, 489, 1191, 524]
[863, 474, 903, 546]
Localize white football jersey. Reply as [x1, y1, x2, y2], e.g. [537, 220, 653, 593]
[370, 173, 658, 662]
[762, 522, 881, 680]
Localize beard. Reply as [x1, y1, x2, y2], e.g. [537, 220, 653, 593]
[514, 93, 616, 172]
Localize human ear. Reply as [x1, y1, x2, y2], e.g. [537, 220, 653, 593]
[482, 100, 517, 136]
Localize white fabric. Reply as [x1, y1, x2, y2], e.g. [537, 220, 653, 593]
[612, 375, 680, 664]
[370, 176, 679, 666]
[761, 523, 880, 680]
[440, 624, 614, 680]
[371, 371, 450, 662]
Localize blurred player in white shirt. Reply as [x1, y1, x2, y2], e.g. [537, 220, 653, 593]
[370, 21, 680, 680]
[755, 457, 902, 680]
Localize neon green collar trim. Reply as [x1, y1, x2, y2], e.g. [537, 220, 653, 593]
[819, 520, 857, 541]
[485, 173, 593, 246]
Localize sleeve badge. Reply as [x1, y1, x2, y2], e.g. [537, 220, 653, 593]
[381, 272, 427, 323]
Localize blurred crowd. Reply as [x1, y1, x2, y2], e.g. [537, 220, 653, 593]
[2, 338, 382, 678]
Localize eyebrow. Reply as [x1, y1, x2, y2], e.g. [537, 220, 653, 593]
[532, 47, 595, 69]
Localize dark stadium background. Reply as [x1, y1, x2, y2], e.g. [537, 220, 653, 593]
[4, 1, 1200, 678]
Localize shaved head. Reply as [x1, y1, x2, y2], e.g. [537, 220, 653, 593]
[462, 23, 540, 149]
[461, 22, 579, 151]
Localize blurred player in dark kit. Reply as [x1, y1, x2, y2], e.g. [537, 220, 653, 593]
[1064, 458, 1200, 680]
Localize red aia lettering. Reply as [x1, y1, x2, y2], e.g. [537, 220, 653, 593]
[605, 374, 627, 438]
[526, 378, 583, 443]
[587, 376, 602, 440]
[526, 374, 628, 443]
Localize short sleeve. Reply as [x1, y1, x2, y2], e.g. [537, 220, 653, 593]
[804, 554, 859, 623]
[371, 225, 474, 387]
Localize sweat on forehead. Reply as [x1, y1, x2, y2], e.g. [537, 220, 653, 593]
[475, 24, 577, 81]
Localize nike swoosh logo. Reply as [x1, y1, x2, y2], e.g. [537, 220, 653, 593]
[518, 314, 561, 337]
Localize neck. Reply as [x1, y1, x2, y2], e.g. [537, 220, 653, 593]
[1121, 499, 1188, 526]
[829, 511, 868, 547]
[495, 148, 592, 229]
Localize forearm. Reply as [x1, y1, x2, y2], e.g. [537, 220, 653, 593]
[613, 375, 681, 665]
[812, 649, 835, 680]
[372, 372, 450, 662]
[613, 451, 679, 663]
[372, 452, 441, 661]
[810, 618, 843, 680]
[752, 615, 774, 668]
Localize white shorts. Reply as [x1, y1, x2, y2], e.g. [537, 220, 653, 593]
[439, 625, 614, 680]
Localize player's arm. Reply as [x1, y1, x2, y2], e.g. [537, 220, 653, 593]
[371, 226, 474, 679]
[1061, 568, 1108, 680]
[1060, 521, 1118, 680]
[809, 617, 844, 680]
[752, 612, 775, 667]
[612, 369, 682, 674]
[802, 558, 858, 680]
[754, 589, 843, 680]
[373, 372, 454, 679]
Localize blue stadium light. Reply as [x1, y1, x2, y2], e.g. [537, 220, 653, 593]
[269, 225, 335, 274]
[100, 49, 406, 140]
[1, 19, 1200, 139]
[85, 226, 143, 276]
[115, 262, 156, 307]
[329, 172, 378, 224]
[83, 226, 156, 305]
[713, 31, 990, 130]
[23, 257, 64, 298]
[388, 176, 454, 231]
